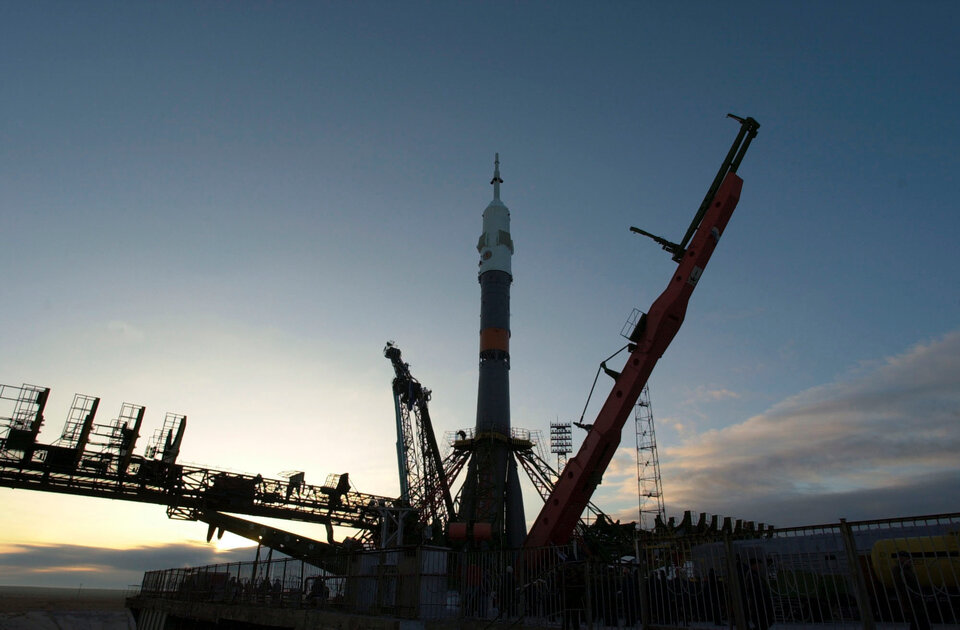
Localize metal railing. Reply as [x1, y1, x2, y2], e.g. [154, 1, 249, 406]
[135, 512, 960, 627]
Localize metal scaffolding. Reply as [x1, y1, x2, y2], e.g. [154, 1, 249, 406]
[0, 382, 396, 544]
[634, 384, 665, 530]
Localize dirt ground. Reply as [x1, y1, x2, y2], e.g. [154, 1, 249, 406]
[0, 587, 129, 613]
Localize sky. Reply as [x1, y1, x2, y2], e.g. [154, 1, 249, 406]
[1, 1, 958, 588]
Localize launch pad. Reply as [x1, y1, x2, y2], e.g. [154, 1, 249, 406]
[0, 115, 794, 628]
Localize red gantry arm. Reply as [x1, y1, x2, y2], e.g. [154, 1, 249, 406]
[524, 116, 759, 549]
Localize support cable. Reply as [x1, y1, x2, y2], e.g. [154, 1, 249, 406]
[577, 344, 630, 425]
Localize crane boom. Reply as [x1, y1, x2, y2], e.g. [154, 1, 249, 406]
[524, 116, 759, 549]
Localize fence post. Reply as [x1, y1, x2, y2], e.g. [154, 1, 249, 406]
[456, 549, 465, 621]
[723, 536, 747, 630]
[638, 564, 650, 629]
[584, 560, 593, 630]
[839, 518, 876, 630]
[414, 545, 423, 619]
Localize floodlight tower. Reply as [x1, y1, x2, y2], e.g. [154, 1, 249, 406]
[550, 422, 573, 473]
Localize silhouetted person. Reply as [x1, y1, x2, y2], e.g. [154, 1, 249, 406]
[307, 576, 328, 607]
[562, 562, 585, 630]
[271, 577, 283, 605]
[226, 575, 238, 603]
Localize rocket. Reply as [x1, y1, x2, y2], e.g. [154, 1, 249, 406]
[476, 154, 512, 382]
[458, 154, 527, 548]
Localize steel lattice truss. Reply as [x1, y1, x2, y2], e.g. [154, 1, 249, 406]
[0, 383, 396, 537]
[384, 344, 454, 537]
[513, 440, 605, 525]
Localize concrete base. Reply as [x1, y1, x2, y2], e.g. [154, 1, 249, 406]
[128, 596, 559, 629]
[0, 610, 136, 630]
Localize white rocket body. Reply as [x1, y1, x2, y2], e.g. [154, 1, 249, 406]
[477, 197, 513, 277]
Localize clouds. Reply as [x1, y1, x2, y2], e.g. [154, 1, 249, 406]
[0, 0, 957, 578]
[0, 542, 256, 589]
[658, 331, 960, 526]
[665, 385, 744, 435]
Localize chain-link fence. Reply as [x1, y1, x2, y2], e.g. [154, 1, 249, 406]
[137, 513, 959, 627]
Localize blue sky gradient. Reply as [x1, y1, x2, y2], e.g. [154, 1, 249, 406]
[1, 2, 958, 586]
